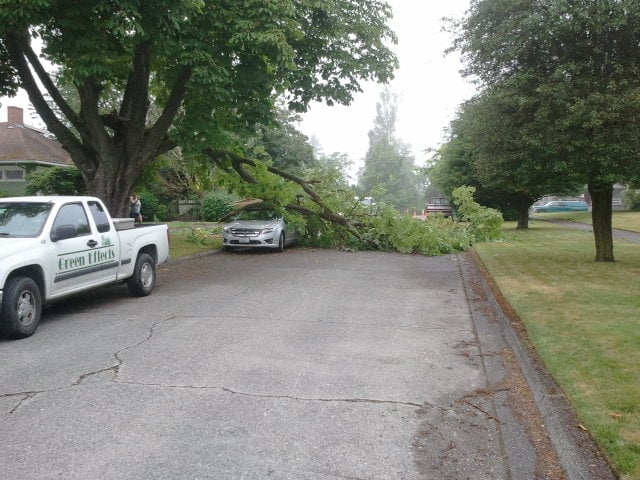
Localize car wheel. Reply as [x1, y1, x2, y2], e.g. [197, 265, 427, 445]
[127, 253, 156, 297]
[278, 232, 285, 252]
[0, 276, 42, 339]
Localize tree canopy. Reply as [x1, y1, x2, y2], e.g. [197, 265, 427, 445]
[431, 81, 585, 228]
[0, 0, 398, 215]
[449, 0, 640, 261]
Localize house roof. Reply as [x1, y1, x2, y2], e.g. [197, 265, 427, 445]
[0, 119, 73, 167]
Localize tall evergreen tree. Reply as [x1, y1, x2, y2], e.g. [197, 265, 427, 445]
[358, 88, 419, 211]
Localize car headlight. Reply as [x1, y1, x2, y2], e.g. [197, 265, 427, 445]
[260, 228, 274, 235]
[223, 226, 230, 233]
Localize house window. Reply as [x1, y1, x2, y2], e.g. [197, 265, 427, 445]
[6, 169, 24, 180]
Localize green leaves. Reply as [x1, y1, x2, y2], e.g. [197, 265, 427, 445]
[1, 0, 398, 219]
[452, 186, 503, 242]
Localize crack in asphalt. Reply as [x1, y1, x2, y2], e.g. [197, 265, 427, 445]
[1, 300, 454, 416]
[1, 311, 183, 415]
[2, 392, 38, 414]
[116, 380, 429, 409]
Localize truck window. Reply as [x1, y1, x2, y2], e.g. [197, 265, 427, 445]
[88, 201, 111, 233]
[52, 203, 91, 238]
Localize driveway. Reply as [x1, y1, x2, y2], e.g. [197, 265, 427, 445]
[0, 249, 613, 479]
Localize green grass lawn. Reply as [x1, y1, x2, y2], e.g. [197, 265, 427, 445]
[475, 221, 640, 479]
[167, 222, 222, 259]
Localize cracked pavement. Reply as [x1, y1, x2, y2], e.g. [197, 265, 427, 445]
[0, 249, 613, 479]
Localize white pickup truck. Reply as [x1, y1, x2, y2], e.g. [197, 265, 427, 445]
[0, 196, 170, 339]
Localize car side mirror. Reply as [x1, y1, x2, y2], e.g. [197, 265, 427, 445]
[50, 224, 77, 242]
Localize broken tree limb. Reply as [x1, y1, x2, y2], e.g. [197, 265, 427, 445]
[206, 149, 370, 243]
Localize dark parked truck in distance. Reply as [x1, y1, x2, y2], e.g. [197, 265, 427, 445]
[425, 197, 453, 217]
[0, 196, 170, 339]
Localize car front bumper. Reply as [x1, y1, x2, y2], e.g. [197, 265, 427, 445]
[223, 232, 280, 248]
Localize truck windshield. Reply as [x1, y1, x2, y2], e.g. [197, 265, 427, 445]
[0, 202, 53, 237]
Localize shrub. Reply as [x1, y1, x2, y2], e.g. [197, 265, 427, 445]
[622, 189, 640, 210]
[187, 228, 209, 246]
[25, 166, 86, 195]
[202, 195, 233, 221]
[138, 191, 168, 221]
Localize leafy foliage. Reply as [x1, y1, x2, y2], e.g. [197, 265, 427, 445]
[359, 205, 473, 255]
[254, 104, 317, 175]
[622, 189, 640, 211]
[25, 166, 86, 195]
[449, 0, 640, 261]
[429, 84, 584, 228]
[213, 145, 497, 255]
[186, 228, 210, 246]
[0, 0, 398, 216]
[137, 191, 167, 222]
[202, 195, 234, 222]
[452, 186, 503, 242]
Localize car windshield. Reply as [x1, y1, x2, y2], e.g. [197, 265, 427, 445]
[0, 202, 53, 237]
[234, 209, 279, 221]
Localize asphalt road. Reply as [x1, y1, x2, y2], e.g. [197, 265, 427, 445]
[0, 249, 614, 479]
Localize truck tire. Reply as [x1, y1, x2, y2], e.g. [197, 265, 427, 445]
[127, 253, 156, 297]
[0, 276, 42, 339]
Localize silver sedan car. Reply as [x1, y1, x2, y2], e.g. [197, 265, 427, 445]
[222, 209, 298, 252]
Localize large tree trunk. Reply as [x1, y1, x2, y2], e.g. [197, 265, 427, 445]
[5, 32, 189, 217]
[588, 183, 614, 262]
[516, 203, 530, 229]
[515, 193, 534, 229]
[84, 153, 140, 217]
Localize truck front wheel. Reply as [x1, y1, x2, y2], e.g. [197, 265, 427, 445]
[0, 277, 42, 339]
[127, 253, 156, 297]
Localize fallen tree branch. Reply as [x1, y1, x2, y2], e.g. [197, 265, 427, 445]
[206, 149, 369, 243]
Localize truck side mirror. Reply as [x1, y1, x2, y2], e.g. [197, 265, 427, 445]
[50, 224, 77, 242]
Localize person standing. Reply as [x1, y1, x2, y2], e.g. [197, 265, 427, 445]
[129, 193, 142, 224]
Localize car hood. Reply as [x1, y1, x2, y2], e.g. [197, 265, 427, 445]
[227, 219, 281, 229]
[0, 237, 42, 260]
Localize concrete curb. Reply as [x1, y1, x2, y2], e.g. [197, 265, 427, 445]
[463, 251, 616, 480]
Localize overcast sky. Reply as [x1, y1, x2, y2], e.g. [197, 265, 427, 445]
[1, 1, 475, 172]
[300, 0, 475, 173]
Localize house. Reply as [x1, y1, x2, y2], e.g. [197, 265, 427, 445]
[0, 106, 73, 195]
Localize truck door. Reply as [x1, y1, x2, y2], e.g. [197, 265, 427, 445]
[49, 202, 118, 297]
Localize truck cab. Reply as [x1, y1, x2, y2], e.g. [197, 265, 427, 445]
[0, 196, 169, 339]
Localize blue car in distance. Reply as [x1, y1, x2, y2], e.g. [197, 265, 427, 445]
[531, 200, 589, 213]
